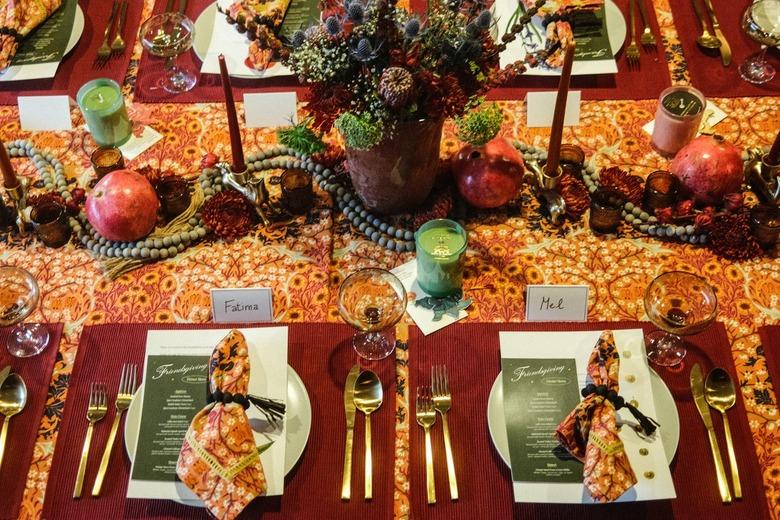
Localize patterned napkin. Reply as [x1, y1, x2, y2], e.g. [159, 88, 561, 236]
[554, 330, 658, 503]
[0, 0, 63, 70]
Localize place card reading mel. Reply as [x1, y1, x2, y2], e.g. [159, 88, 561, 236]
[525, 285, 588, 322]
[210, 288, 273, 323]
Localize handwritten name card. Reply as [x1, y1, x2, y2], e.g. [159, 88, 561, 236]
[525, 285, 589, 322]
[210, 288, 273, 323]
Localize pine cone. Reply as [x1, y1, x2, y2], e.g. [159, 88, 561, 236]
[379, 67, 414, 109]
[599, 167, 643, 206]
[707, 211, 762, 261]
[202, 190, 257, 241]
[559, 173, 589, 219]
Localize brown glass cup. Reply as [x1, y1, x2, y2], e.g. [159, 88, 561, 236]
[590, 188, 625, 234]
[750, 204, 780, 250]
[281, 169, 313, 215]
[30, 201, 71, 248]
[156, 177, 191, 220]
[559, 144, 586, 180]
[90, 147, 125, 180]
[643, 170, 679, 211]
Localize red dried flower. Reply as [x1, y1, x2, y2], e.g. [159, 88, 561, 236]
[675, 199, 695, 217]
[559, 173, 590, 219]
[707, 211, 762, 261]
[305, 84, 353, 132]
[202, 190, 257, 241]
[655, 207, 674, 224]
[201, 153, 219, 169]
[694, 212, 714, 230]
[723, 192, 743, 212]
[599, 167, 643, 205]
[27, 192, 65, 211]
[310, 143, 345, 168]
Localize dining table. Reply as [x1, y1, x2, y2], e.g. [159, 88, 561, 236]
[0, 0, 778, 519]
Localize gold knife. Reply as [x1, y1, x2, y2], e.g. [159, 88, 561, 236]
[702, 0, 731, 66]
[341, 364, 361, 500]
[0, 366, 10, 389]
[691, 363, 732, 502]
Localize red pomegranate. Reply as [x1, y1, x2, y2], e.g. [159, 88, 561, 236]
[670, 135, 743, 206]
[86, 169, 159, 242]
[452, 137, 524, 209]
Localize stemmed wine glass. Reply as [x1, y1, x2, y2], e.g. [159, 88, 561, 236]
[739, 0, 780, 85]
[140, 12, 197, 94]
[337, 268, 407, 360]
[0, 266, 49, 357]
[643, 271, 718, 367]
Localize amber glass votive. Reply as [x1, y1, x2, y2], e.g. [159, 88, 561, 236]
[750, 204, 780, 250]
[559, 144, 586, 180]
[30, 201, 71, 247]
[643, 170, 679, 211]
[156, 177, 191, 220]
[281, 169, 313, 214]
[590, 188, 625, 234]
[90, 147, 125, 179]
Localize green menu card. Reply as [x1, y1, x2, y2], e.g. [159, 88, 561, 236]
[13, 0, 77, 66]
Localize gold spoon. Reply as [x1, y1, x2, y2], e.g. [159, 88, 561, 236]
[705, 367, 741, 499]
[0, 373, 27, 471]
[691, 0, 722, 50]
[354, 370, 383, 500]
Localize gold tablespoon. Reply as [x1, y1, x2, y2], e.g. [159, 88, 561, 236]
[354, 370, 383, 500]
[705, 367, 741, 499]
[691, 0, 722, 50]
[0, 373, 27, 471]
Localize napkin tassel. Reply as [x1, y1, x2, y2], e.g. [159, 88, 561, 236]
[581, 383, 660, 436]
[208, 389, 286, 425]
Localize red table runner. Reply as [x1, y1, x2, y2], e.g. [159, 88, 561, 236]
[41, 323, 395, 519]
[0, 0, 144, 105]
[759, 325, 780, 381]
[668, 0, 780, 98]
[0, 323, 63, 520]
[405, 322, 770, 519]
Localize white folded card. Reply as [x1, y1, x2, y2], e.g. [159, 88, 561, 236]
[211, 287, 274, 323]
[243, 92, 298, 128]
[526, 91, 582, 128]
[525, 285, 589, 322]
[18, 95, 72, 131]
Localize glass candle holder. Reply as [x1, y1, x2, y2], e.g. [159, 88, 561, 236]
[589, 188, 626, 234]
[0, 195, 14, 230]
[750, 204, 780, 250]
[651, 86, 706, 158]
[559, 144, 586, 180]
[280, 168, 313, 215]
[30, 200, 71, 248]
[414, 219, 467, 297]
[643, 170, 679, 211]
[77, 78, 132, 147]
[90, 146, 125, 180]
[156, 177, 191, 220]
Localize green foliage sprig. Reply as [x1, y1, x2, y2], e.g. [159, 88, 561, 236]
[334, 112, 384, 151]
[455, 102, 503, 146]
[276, 118, 326, 155]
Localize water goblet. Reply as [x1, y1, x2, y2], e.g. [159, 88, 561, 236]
[337, 268, 407, 360]
[739, 0, 780, 85]
[140, 12, 197, 94]
[0, 266, 50, 357]
[643, 271, 718, 367]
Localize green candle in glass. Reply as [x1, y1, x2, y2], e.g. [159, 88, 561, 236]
[77, 79, 132, 147]
[415, 219, 467, 297]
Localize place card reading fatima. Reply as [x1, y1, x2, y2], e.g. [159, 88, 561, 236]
[525, 285, 589, 322]
[210, 287, 274, 323]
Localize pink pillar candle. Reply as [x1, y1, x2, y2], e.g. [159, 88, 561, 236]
[651, 86, 706, 158]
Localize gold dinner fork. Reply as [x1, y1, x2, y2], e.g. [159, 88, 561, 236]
[636, 0, 657, 49]
[626, 0, 640, 69]
[110, 1, 129, 55]
[431, 365, 458, 501]
[73, 382, 107, 498]
[416, 387, 436, 505]
[91, 364, 137, 496]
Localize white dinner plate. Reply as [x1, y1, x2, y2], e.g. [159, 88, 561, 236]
[65, 6, 85, 56]
[487, 367, 680, 467]
[125, 365, 312, 507]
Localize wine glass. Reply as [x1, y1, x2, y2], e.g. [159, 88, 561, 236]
[739, 0, 780, 85]
[140, 12, 197, 94]
[337, 268, 407, 360]
[0, 266, 50, 358]
[643, 271, 718, 367]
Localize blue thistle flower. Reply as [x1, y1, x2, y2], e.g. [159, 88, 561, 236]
[350, 38, 382, 62]
[291, 30, 306, 48]
[476, 10, 492, 30]
[404, 18, 420, 38]
[325, 16, 341, 36]
[347, 2, 366, 24]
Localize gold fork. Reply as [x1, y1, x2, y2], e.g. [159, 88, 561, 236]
[416, 387, 436, 505]
[626, 0, 640, 68]
[431, 366, 458, 501]
[636, 0, 657, 48]
[96, 1, 119, 65]
[110, 1, 128, 55]
[91, 364, 137, 496]
[73, 382, 107, 498]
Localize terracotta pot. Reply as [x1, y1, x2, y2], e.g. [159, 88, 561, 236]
[345, 119, 444, 214]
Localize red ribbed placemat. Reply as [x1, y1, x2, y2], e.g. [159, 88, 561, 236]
[668, 0, 780, 98]
[406, 322, 770, 519]
[0, 323, 63, 520]
[759, 325, 780, 381]
[41, 323, 395, 519]
[0, 0, 143, 105]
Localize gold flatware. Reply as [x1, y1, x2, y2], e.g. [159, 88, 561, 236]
[341, 365, 360, 501]
[626, 0, 640, 68]
[431, 365, 458, 501]
[705, 367, 742, 499]
[703, 0, 731, 66]
[354, 370, 383, 500]
[636, 0, 657, 48]
[96, 2, 119, 64]
[73, 382, 107, 499]
[690, 363, 731, 503]
[692, 0, 721, 49]
[0, 373, 27, 472]
[416, 386, 436, 505]
[110, 1, 128, 55]
[0, 365, 10, 389]
[91, 363, 137, 496]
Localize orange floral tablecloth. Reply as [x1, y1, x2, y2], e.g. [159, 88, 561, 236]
[0, 1, 778, 519]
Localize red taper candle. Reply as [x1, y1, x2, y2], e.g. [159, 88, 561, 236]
[0, 138, 18, 189]
[218, 54, 246, 173]
[545, 42, 576, 176]
[767, 129, 780, 166]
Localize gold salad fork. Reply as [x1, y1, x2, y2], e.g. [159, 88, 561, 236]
[73, 382, 107, 498]
[92, 364, 137, 496]
[416, 387, 436, 505]
[431, 365, 458, 501]
[626, 0, 640, 68]
[110, 1, 129, 55]
[636, 0, 657, 48]
[95, 2, 119, 65]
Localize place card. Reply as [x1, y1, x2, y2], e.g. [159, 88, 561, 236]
[526, 91, 581, 128]
[525, 285, 588, 322]
[211, 287, 274, 323]
[642, 100, 727, 136]
[18, 95, 72, 131]
[243, 92, 298, 128]
[118, 125, 163, 161]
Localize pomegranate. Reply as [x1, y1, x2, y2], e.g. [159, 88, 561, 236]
[670, 135, 743, 206]
[453, 137, 524, 209]
[86, 169, 159, 242]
